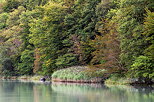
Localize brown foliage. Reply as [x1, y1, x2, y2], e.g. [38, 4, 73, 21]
[70, 35, 85, 64]
[64, 0, 75, 7]
[33, 48, 41, 73]
[91, 19, 124, 72]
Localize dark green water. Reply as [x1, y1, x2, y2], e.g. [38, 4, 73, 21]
[0, 80, 153, 102]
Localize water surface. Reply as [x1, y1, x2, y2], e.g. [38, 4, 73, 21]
[0, 80, 153, 102]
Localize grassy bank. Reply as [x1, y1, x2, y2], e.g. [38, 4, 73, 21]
[104, 77, 131, 85]
[52, 66, 154, 85]
[104, 74, 154, 85]
[0, 66, 153, 85]
[52, 66, 108, 83]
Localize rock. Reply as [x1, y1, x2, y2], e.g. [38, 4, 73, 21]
[40, 77, 46, 82]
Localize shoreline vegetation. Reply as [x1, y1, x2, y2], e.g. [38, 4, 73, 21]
[52, 66, 108, 83]
[0, 66, 153, 85]
[0, 0, 154, 86]
[0, 76, 153, 85]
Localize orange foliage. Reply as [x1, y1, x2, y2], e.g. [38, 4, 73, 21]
[91, 19, 124, 72]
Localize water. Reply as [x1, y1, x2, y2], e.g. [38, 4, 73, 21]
[0, 80, 154, 102]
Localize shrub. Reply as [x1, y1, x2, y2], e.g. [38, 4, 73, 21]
[130, 56, 154, 79]
[105, 74, 131, 85]
[2, 58, 14, 76]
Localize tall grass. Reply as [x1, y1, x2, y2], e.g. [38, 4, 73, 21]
[52, 66, 107, 83]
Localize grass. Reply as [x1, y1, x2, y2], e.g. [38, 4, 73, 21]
[52, 66, 107, 83]
[105, 77, 131, 85]
[104, 74, 131, 85]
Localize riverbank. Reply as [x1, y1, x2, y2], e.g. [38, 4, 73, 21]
[0, 75, 153, 85]
[0, 66, 153, 85]
[0, 75, 51, 82]
[51, 66, 154, 85]
[54, 66, 154, 85]
[52, 66, 109, 83]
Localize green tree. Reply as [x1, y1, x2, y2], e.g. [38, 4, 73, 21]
[17, 50, 34, 75]
[3, 0, 20, 12]
[130, 9, 154, 82]
[143, 9, 154, 58]
[131, 56, 154, 82]
[117, 0, 154, 69]
[19, 0, 50, 10]
[2, 58, 14, 76]
[0, 13, 8, 29]
[29, 2, 67, 75]
[64, 0, 101, 64]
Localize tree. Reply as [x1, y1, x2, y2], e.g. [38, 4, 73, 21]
[0, 13, 8, 29]
[130, 9, 154, 82]
[29, 2, 68, 75]
[2, 58, 14, 76]
[130, 56, 154, 82]
[64, 0, 101, 64]
[17, 50, 34, 75]
[143, 9, 154, 58]
[19, 0, 50, 10]
[3, 0, 20, 12]
[116, 0, 153, 69]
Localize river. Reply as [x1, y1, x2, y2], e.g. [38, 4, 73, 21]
[0, 80, 153, 102]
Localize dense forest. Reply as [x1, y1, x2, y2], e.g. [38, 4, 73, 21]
[0, 0, 153, 82]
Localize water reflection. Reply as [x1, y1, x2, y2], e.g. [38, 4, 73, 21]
[52, 83, 154, 102]
[0, 80, 153, 102]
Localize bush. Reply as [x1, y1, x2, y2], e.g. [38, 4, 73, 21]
[105, 74, 131, 85]
[130, 56, 154, 79]
[2, 58, 14, 76]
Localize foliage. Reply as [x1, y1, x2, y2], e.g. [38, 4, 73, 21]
[0, 0, 153, 82]
[17, 50, 34, 75]
[52, 66, 106, 81]
[55, 53, 78, 68]
[105, 77, 131, 85]
[64, 0, 101, 64]
[130, 56, 154, 79]
[0, 13, 8, 29]
[33, 48, 41, 73]
[29, 2, 68, 75]
[1, 58, 14, 76]
[3, 0, 20, 12]
[105, 73, 130, 85]
[143, 9, 154, 58]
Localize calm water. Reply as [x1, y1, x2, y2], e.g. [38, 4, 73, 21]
[0, 80, 154, 102]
